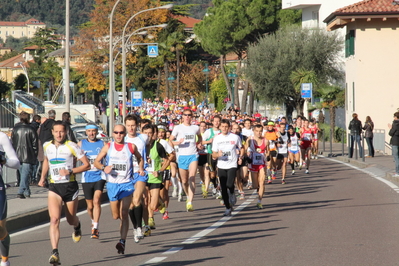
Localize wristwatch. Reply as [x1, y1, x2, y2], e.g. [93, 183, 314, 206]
[157, 170, 161, 174]
[101, 165, 106, 171]
[68, 169, 73, 175]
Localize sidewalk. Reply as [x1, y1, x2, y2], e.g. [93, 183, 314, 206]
[4, 142, 398, 233]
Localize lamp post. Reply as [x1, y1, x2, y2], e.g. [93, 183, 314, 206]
[129, 84, 136, 114]
[17, 62, 30, 93]
[228, 72, 238, 109]
[167, 74, 175, 99]
[65, 0, 70, 112]
[202, 62, 210, 106]
[122, 22, 169, 122]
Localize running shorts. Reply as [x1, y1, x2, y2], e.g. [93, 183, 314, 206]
[162, 170, 171, 182]
[248, 164, 266, 172]
[82, 180, 106, 200]
[133, 172, 149, 186]
[49, 181, 79, 202]
[300, 141, 312, 150]
[146, 182, 163, 190]
[289, 150, 300, 154]
[106, 180, 134, 201]
[198, 154, 207, 167]
[207, 154, 217, 172]
[177, 154, 198, 170]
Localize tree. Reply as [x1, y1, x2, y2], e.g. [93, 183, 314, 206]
[245, 25, 344, 117]
[318, 84, 345, 142]
[194, 0, 282, 108]
[289, 68, 318, 115]
[27, 27, 60, 56]
[0, 80, 11, 100]
[210, 74, 228, 111]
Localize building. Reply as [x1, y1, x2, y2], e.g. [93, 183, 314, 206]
[0, 46, 37, 83]
[324, 0, 399, 154]
[0, 18, 46, 41]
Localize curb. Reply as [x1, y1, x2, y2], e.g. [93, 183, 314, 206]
[7, 192, 109, 233]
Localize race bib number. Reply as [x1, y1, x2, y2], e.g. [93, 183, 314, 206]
[50, 162, 68, 183]
[252, 153, 264, 165]
[220, 151, 232, 161]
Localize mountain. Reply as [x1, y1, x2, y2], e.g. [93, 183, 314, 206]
[172, 0, 212, 19]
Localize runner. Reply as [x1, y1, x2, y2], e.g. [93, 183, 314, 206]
[77, 123, 106, 239]
[0, 132, 20, 266]
[276, 123, 289, 184]
[169, 109, 202, 212]
[124, 115, 150, 240]
[142, 125, 172, 230]
[246, 124, 269, 209]
[231, 123, 247, 200]
[242, 119, 254, 138]
[202, 116, 221, 199]
[309, 119, 319, 159]
[264, 121, 279, 184]
[38, 121, 91, 265]
[287, 125, 301, 175]
[212, 119, 243, 216]
[157, 125, 175, 220]
[94, 124, 144, 254]
[197, 121, 208, 198]
[300, 119, 314, 174]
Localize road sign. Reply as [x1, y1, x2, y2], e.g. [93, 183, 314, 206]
[132, 91, 142, 107]
[301, 83, 312, 98]
[147, 45, 158, 57]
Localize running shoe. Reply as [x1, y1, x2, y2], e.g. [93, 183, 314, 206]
[271, 171, 276, 180]
[178, 192, 184, 202]
[299, 163, 302, 170]
[315, 155, 318, 160]
[215, 190, 222, 199]
[282, 179, 286, 184]
[223, 208, 232, 216]
[136, 227, 144, 239]
[162, 211, 169, 220]
[116, 241, 125, 254]
[239, 192, 245, 200]
[202, 191, 208, 198]
[91, 228, 99, 239]
[311, 155, 314, 160]
[186, 202, 194, 212]
[72, 226, 82, 243]
[228, 190, 237, 206]
[201, 183, 206, 194]
[143, 225, 152, 237]
[257, 203, 264, 209]
[0, 261, 10, 266]
[158, 201, 166, 214]
[246, 182, 252, 189]
[212, 188, 217, 196]
[49, 251, 60, 265]
[148, 217, 156, 229]
[172, 187, 178, 197]
[305, 169, 309, 174]
[133, 229, 140, 243]
[267, 178, 272, 184]
[291, 170, 295, 175]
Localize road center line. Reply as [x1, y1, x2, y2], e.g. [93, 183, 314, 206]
[142, 191, 257, 265]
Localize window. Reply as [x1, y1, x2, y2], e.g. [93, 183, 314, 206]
[345, 30, 355, 57]
[5, 31, 8, 36]
[312, 11, 319, 25]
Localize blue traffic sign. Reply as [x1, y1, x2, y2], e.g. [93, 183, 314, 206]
[147, 45, 158, 57]
[301, 83, 312, 99]
[132, 91, 143, 107]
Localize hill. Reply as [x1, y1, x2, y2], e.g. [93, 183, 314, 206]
[173, 0, 212, 19]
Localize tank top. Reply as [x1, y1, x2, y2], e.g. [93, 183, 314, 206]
[250, 137, 267, 165]
[81, 139, 105, 183]
[265, 130, 278, 151]
[278, 132, 289, 154]
[289, 132, 300, 151]
[105, 142, 134, 184]
[301, 128, 313, 143]
[309, 125, 318, 139]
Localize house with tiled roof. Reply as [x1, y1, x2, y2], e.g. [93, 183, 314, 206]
[324, 0, 399, 154]
[0, 46, 37, 83]
[0, 18, 46, 41]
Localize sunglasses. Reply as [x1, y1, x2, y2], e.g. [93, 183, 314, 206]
[113, 131, 125, 135]
[183, 114, 192, 117]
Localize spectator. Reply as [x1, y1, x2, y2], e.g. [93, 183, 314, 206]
[388, 112, 399, 177]
[11, 112, 38, 198]
[62, 112, 78, 143]
[39, 109, 56, 144]
[31, 114, 41, 131]
[363, 116, 375, 158]
[348, 113, 363, 158]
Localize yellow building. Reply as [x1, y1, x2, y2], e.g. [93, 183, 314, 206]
[325, 0, 399, 154]
[0, 18, 46, 41]
[0, 46, 37, 83]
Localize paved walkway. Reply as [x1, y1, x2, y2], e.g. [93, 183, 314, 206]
[4, 142, 398, 233]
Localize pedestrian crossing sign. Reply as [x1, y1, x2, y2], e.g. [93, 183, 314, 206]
[147, 45, 158, 57]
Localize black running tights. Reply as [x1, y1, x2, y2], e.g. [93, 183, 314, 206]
[218, 168, 237, 209]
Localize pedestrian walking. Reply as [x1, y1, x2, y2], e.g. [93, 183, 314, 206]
[348, 113, 363, 158]
[11, 112, 38, 199]
[388, 112, 399, 177]
[363, 116, 375, 157]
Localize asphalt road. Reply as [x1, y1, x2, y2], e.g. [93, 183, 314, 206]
[9, 157, 399, 266]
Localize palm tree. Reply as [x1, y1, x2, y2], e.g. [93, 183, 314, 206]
[290, 68, 318, 116]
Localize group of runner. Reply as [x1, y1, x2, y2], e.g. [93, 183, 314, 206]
[0, 98, 321, 265]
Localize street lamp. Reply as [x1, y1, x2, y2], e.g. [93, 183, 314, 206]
[202, 62, 210, 106]
[167, 74, 175, 99]
[17, 62, 30, 93]
[129, 84, 136, 114]
[228, 71, 238, 109]
[121, 23, 168, 122]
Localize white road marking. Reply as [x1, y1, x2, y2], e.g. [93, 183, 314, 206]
[10, 203, 110, 238]
[142, 192, 257, 264]
[321, 156, 399, 192]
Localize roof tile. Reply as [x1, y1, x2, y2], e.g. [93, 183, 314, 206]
[335, 0, 399, 13]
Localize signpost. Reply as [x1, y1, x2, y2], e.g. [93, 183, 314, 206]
[301, 83, 313, 119]
[147, 45, 159, 57]
[132, 91, 143, 107]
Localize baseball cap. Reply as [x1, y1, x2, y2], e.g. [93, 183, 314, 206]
[267, 121, 275, 126]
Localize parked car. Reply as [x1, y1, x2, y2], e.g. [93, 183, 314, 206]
[70, 124, 107, 139]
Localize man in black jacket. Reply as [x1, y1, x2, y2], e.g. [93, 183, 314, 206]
[39, 109, 56, 144]
[11, 112, 39, 198]
[348, 113, 363, 158]
[388, 112, 399, 177]
[62, 112, 77, 143]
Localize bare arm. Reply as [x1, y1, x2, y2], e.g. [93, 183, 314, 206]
[38, 156, 49, 187]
